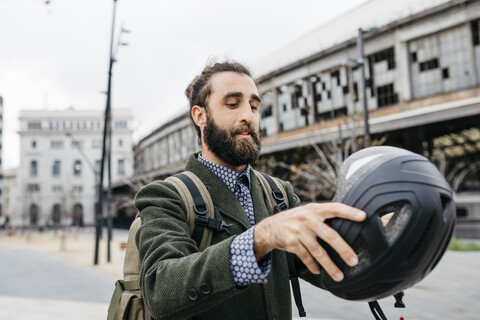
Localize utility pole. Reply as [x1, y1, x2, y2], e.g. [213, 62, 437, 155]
[95, 0, 118, 266]
[96, 0, 129, 265]
[357, 28, 370, 147]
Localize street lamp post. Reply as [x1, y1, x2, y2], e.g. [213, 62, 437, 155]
[357, 28, 371, 146]
[99, 0, 129, 264]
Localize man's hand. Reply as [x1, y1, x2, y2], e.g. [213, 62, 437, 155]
[253, 203, 366, 282]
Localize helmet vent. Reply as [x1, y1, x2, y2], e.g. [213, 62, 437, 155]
[345, 236, 371, 277]
[440, 194, 452, 222]
[377, 201, 412, 245]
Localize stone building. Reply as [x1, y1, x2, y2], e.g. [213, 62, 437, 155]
[15, 108, 133, 227]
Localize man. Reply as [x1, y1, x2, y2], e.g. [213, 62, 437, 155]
[134, 61, 366, 320]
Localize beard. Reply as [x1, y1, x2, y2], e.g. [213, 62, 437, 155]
[203, 111, 261, 167]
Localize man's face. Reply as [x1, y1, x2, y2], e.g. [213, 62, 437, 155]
[202, 71, 262, 167]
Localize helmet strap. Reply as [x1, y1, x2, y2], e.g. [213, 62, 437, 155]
[368, 291, 406, 320]
[368, 301, 388, 320]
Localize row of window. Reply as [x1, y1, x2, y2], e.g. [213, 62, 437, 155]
[30, 138, 124, 150]
[27, 203, 84, 226]
[259, 20, 480, 136]
[28, 184, 84, 193]
[27, 120, 128, 131]
[29, 158, 125, 177]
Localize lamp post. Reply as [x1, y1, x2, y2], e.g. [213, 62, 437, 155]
[99, 0, 129, 264]
[347, 27, 377, 147]
[357, 28, 370, 146]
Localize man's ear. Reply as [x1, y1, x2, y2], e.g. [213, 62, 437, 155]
[191, 105, 206, 128]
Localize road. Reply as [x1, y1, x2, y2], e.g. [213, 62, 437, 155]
[0, 245, 116, 320]
[0, 244, 479, 320]
[295, 250, 480, 320]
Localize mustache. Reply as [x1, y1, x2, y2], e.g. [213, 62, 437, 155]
[231, 124, 260, 137]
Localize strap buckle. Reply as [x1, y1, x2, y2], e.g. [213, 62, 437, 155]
[274, 202, 288, 213]
[195, 215, 232, 234]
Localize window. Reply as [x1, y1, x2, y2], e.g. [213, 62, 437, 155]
[118, 139, 123, 147]
[72, 185, 83, 193]
[50, 140, 64, 149]
[30, 160, 38, 177]
[118, 159, 125, 175]
[28, 122, 41, 130]
[411, 52, 417, 62]
[370, 47, 396, 70]
[52, 185, 63, 192]
[73, 160, 82, 176]
[52, 160, 61, 176]
[472, 20, 480, 46]
[115, 121, 127, 129]
[376, 83, 399, 108]
[71, 140, 84, 148]
[442, 68, 450, 79]
[27, 184, 40, 192]
[419, 58, 439, 72]
[261, 105, 273, 118]
[95, 160, 102, 175]
[31, 140, 37, 149]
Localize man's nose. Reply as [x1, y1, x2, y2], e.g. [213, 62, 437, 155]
[239, 103, 255, 123]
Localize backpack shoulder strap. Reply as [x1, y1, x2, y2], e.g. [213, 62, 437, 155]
[166, 171, 215, 251]
[253, 170, 289, 213]
[107, 212, 147, 320]
[253, 169, 306, 318]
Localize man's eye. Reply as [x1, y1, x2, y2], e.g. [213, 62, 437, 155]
[227, 103, 239, 108]
[251, 105, 258, 111]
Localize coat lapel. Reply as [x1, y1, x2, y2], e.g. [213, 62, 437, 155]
[184, 154, 251, 230]
[250, 172, 271, 223]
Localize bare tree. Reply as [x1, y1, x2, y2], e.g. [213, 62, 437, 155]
[259, 134, 386, 201]
[430, 147, 480, 192]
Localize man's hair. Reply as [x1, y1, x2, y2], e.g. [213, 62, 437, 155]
[185, 60, 252, 138]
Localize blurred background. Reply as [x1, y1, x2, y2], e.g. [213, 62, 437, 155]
[0, 0, 479, 319]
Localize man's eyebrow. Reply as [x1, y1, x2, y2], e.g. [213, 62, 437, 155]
[251, 94, 262, 103]
[223, 92, 262, 103]
[223, 92, 243, 100]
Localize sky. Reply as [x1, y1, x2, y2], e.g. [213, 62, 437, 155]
[0, 0, 368, 170]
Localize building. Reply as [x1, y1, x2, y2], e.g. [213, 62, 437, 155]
[1, 168, 16, 227]
[253, 0, 480, 235]
[15, 108, 133, 228]
[133, 111, 199, 180]
[130, 0, 480, 236]
[0, 96, 3, 218]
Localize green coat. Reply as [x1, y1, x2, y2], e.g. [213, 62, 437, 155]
[135, 153, 325, 320]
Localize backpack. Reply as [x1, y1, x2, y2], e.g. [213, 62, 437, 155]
[107, 170, 305, 320]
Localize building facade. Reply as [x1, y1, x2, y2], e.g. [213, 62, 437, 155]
[1, 168, 16, 227]
[0, 96, 3, 218]
[130, 0, 480, 236]
[133, 111, 199, 180]
[15, 108, 133, 228]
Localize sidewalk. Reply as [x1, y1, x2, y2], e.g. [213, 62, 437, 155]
[0, 229, 127, 278]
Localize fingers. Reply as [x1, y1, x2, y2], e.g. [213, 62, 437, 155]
[299, 232, 345, 281]
[313, 202, 366, 222]
[315, 223, 358, 267]
[300, 203, 364, 281]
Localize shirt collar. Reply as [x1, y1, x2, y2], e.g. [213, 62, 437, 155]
[198, 154, 252, 192]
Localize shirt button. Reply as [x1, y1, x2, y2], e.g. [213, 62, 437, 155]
[188, 288, 198, 301]
[200, 282, 212, 295]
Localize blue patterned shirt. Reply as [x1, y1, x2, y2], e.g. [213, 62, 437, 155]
[198, 155, 272, 285]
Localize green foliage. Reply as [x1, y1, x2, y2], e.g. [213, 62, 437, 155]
[448, 237, 480, 251]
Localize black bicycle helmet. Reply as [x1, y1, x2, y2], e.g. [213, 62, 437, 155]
[321, 146, 456, 302]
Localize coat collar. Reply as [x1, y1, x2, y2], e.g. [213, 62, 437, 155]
[184, 153, 270, 230]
